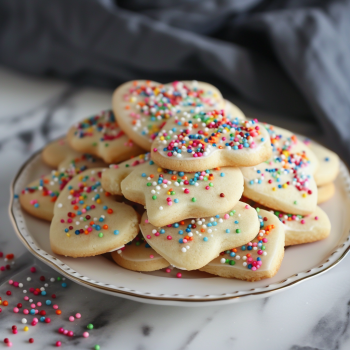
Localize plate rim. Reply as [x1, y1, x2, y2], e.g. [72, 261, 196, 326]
[8, 144, 350, 305]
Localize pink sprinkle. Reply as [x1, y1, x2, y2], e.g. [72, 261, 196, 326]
[167, 236, 172, 240]
[63, 330, 68, 335]
[165, 268, 171, 273]
[167, 201, 172, 206]
[145, 219, 149, 224]
[37, 302, 42, 307]
[53, 305, 58, 310]
[245, 205, 249, 209]
[69, 316, 74, 322]
[13, 282, 19, 288]
[56, 341, 62, 347]
[252, 267, 257, 271]
[83, 332, 89, 338]
[8, 280, 13, 285]
[146, 235, 151, 239]
[315, 216, 319, 220]
[24, 297, 29, 301]
[7, 342, 12, 347]
[23, 309, 29, 315]
[30, 304, 35, 309]
[301, 219, 305, 224]
[176, 273, 182, 278]
[153, 148, 158, 152]
[58, 328, 64, 334]
[33, 318, 38, 323]
[224, 214, 229, 219]
[150, 255, 154, 259]
[13, 307, 19, 313]
[155, 232, 160, 237]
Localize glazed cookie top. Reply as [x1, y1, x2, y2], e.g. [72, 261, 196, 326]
[120, 161, 243, 227]
[67, 110, 143, 164]
[224, 100, 246, 121]
[140, 201, 260, 270]
[203, 209, 284, 275]
[151, 110, 272, 172]
[241, 125, 318, 215]
[112, 80, 225, 150]
[50, 168, 139, 257]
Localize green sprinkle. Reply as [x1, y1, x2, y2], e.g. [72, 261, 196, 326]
[229, 210, 236, 216]
[98, 232, 103, 238]
[135, 241, 141, 246]
[105, 143, 109, 147]
[147, 183, 152, 187]
[87, 324, 94, 330]
[152, 195, 157, 200]
[191, 197, 196, 202]
[294, 201, 297, 205]
[236, 229, 241, 233]
[229, 260, 235, 266]
[209, 182, 213, 187]
[125, 164, 130, 167]
[92, 142, 97, 147]
[57, 277, 61, 281]
[94, 345, 100, 350]
[256, 207, 260, 212]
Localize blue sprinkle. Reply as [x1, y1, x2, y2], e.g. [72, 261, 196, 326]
[220, 173, 225, 177]
[230, 252, 236, 257]
[61, 283, 67, 288]
[41, 291, 47, 296]
[203, 237, 209, 242]
[226, 229, 230, 233]
[174, 199, 179, 203]
[178, 230, 183, 235]
[114, 230, 119, 235]
[46, 300, 52, 305]
[142, 173, 147, 177]
[160, 229, 165, 234]
[40, 317, 46, 322]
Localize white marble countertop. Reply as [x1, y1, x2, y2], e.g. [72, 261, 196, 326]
[1, 67, 350, 350]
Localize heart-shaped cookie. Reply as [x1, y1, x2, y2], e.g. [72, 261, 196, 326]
[200, 209, 285, 281]
[112, 80, 225, 150]
[241, 125, 318, 215]
[151, 110, 272, 172]
[42, 138, 106, 170]
[67, 110, 144, 164]
[111, 234, 169, 272]
[139, 201, 259, 270]
[304, 140, 339, 186]
[50, 168, 139, 257]
[20, 169, 74, 221]
[103, 158, 244, 227]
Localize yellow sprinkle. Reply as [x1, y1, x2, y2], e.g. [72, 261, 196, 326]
[24, 326, 29, 331]
[140, 154, 145, 159]
[160, 136, 165, 141]
[66, 233, 70, 237]
[282, 184, 288, 188]
[302, 193, 307, 198]
[96, 199, 101, 204]
[0, 300, 2, 305]
[272, 187, 276, 191]
[157, 168, 163, 173]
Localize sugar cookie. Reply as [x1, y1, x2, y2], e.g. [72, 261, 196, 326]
[200, 209, 285, 281]
[140, 202, 259, 271]
[112, 80, 225, 150]
[151, 111, 272, 172]
[224, 100, 246, 121]
[241, 125, 318, 215]
[20, 170, 73, 221]
[67, 110, 144, 164]
[103, 159, 244, 226]
[42, 138, 106, 170]
[111, 234, 169, 272]
[304, 140, 339, 186]
[50, 168, 139, 257]
[317, 182, 335, 204]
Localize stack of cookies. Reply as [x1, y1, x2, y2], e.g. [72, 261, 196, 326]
[19, 80, 337, 281]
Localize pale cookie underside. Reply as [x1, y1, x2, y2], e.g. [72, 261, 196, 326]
[200, 210, 285, 281]
[121, 165, 244, 227]
[50, 168, 139, 258]
[113, 80, 225, 151]
[140, 202, 260, 271]
[317, 182, 335, 204]
[42, 138, 78, 168]
[111, 244, 169, 272]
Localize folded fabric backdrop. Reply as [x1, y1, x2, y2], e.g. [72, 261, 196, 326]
[0, 0, 349, 163]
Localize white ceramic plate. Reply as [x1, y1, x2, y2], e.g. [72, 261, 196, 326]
[9, 149, 350, 306]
